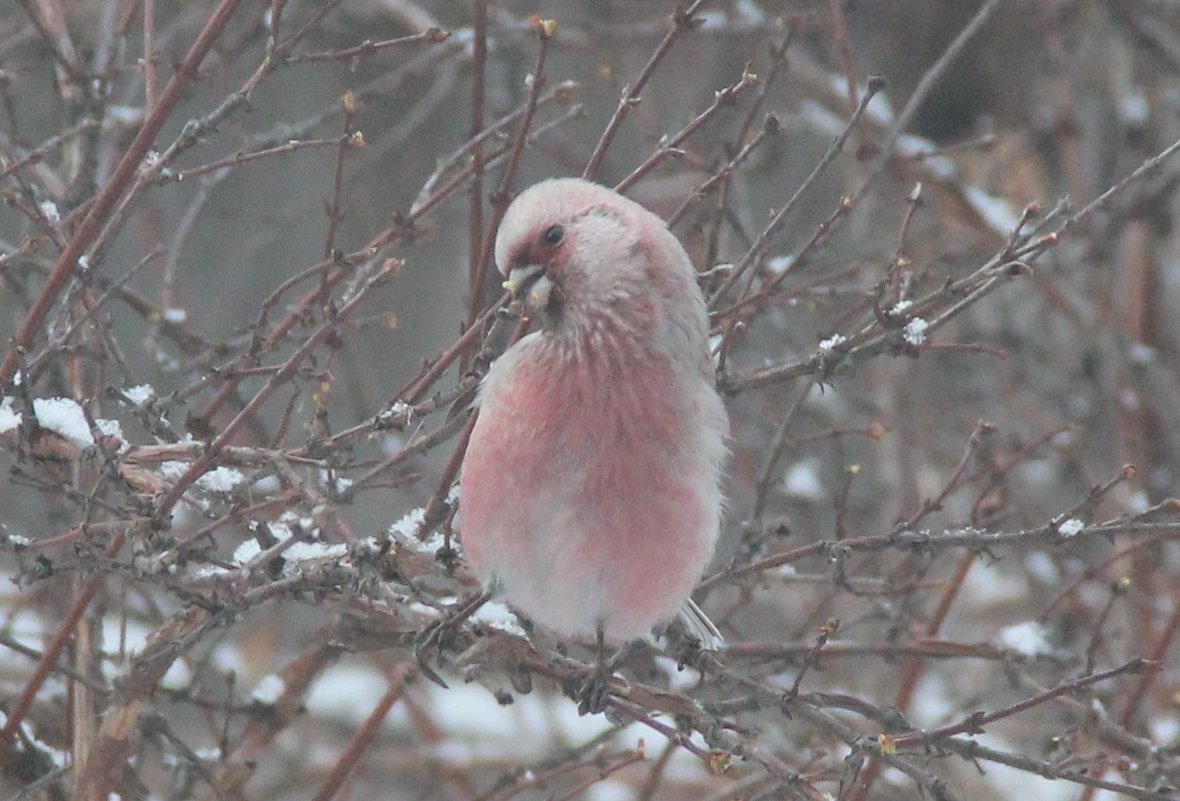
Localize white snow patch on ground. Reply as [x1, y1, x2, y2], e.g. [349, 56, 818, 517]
[962, 185, 1020, 233]
[252, 674, 286, 704]
[961, 564, 1029, 607]
[997, 621, 1053, 656]
[784, 460, 825, 500]
[977, 733, 1074, 801]
[1024, 551, 1061, 586]
[306, 664, 410, 726]
[1149, 715, 1180, 747]
[910, 673, 956, 728]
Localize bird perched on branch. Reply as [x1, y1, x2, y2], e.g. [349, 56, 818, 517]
[455, 177, 728, 712]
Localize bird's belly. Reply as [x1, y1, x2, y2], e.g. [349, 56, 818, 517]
[458, 346, 724, 641]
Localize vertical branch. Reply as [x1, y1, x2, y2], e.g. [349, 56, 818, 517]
[465, 16, 553, 344]
[825, 0, 859, 112]
[14, 0, 81, 80]
[143, 0, 158, 116]
[1119, 598, 1180, 729]
[464, 0, 490, 349]
[322, 93, 356, 257]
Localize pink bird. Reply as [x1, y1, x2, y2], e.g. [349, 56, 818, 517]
[456, 178, 728, 710]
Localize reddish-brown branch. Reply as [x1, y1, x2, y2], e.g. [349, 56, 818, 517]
[1119, 599, 1180, 729]
[291, 27, 450, 63]
[0, 0, 248, 384]
[0, 529, 126, 753]
[464, 0, 490, 345]
[849, 549, 976, 801]
[308, 662, 415, 801]
[582, 0, 709, 181]
[156, 261, 399, 521]
[614, 67, 758, 194]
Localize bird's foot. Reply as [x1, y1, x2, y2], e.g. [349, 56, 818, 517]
[414, 618, 453, 688]
[576, 664, 614, 715]
[576, 635, 640, 715]
[413, 590, 492, 688]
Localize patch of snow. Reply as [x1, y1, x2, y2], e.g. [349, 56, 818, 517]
[1127, 491, 1150, 513]
[161, 659, 193, 690]
[1024, 552, 1061, 586]
[101, 617, 151, 659]
[95, 418, 125, 445]
[252, 674, 285, 704]
[2, 609, 45, 654]
[799, 99, 844, 137]
[903, 317, 929, 345]
[389, 507, 426, 539]
[0, 397, 20, 434]
[586, 781, 632, 801]
[284, 541, 348, 562]
[473, 601, 527, 637]
[1127, 341, 1156, 364]
[210, 643, 246, 674]
[1119, 91, 1150, 126]
[910, 673, 955, 728]
[306, 664, 408, 725]
[159, 461, 188, 481]
[962, 185, 1020, 234]
[784, 460, 825, 500]
[39, 200, 60, 223]
[768, 254, 794, 274]
[654, 655, 701, 692]
[34, 397, 94, 445]
[977, 732, 1074, 801]
[1020, 458, 1056, 486]
[197, 466, 245, 493]
[233, 539, 262, 565]
[961, 564, 1028, 608]
[124, 384, 156, 404]
[997, 621, 1053, 657]
[1149, 716, 1180, 747]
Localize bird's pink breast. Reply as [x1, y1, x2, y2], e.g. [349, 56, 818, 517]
[459, 336, 723, 641]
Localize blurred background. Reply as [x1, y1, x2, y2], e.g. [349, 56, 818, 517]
[1, 1, 1179, 800]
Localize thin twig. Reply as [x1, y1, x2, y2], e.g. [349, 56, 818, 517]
[0, 0, 248, 385]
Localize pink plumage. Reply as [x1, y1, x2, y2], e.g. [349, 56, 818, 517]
[458, 178, 728, 644]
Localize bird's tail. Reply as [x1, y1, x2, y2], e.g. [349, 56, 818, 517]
[675, 598, 724, 651]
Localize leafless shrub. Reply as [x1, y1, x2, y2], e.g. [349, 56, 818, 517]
[1, 2, 1179, 800]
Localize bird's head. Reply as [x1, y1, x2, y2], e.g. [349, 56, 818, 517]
[494, 178, 696, 336]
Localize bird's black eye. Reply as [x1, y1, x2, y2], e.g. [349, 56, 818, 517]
[542, 224, 564, 246]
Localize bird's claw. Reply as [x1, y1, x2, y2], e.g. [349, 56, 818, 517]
[414, 619, 452, 688]
[576, 667, 613, 715]
[413, 590, 492, 688]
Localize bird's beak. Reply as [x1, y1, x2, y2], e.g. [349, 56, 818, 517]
[503, 264, 554, 313]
